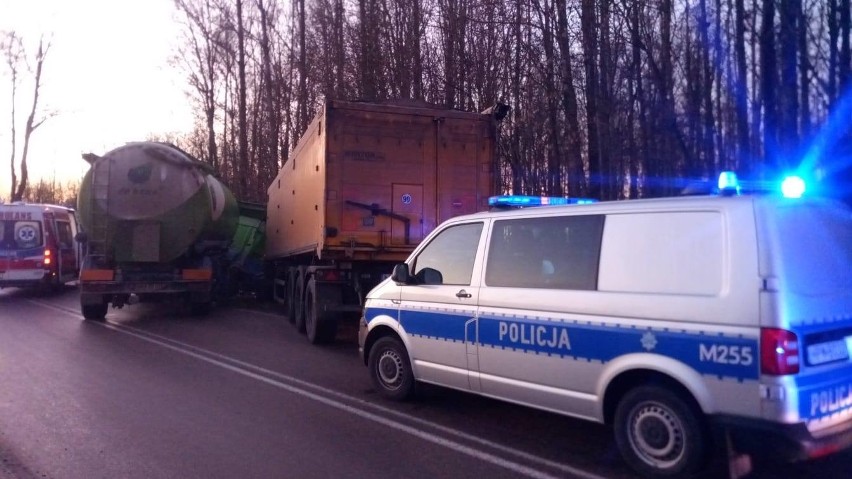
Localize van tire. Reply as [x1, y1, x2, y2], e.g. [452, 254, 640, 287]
[368, 337, 415, 401]
[82, 303, 108, 321]
[614, 385, 708, 477]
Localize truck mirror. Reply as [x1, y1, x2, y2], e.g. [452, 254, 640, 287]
[391, 264, 410, 284]
[75, 231, 88, 243]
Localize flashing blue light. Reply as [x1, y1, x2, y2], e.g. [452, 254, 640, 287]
[717, 171, 740, 193]
[488, 195, 597, 208]
[781, 176, 806, 198]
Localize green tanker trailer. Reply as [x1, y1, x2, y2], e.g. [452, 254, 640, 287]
[76, 142, 239, 320]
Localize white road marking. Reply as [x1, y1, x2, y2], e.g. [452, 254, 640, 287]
[29, 300, 608, 479]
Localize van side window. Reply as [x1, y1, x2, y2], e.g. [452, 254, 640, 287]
[485, 215, 604, 290]
[411, 222, 483, 285]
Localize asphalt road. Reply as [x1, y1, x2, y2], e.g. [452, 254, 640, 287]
[1, 286, 851, 479]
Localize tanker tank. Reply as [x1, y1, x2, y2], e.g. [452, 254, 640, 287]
[77, 142, 238, 264]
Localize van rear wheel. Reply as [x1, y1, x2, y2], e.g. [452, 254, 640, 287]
[368, 337, 414, 401]
[614, 385, 708, 477]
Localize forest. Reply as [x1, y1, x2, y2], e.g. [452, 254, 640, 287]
[19, 0, 851, 205]
[167, 0, 852, 203]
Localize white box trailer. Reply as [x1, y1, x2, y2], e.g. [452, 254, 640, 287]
[266, 99, 502, 343]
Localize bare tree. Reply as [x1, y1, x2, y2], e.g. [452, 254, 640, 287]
[3, 33, 51, 202]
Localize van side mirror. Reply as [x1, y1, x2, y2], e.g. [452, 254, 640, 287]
[391, 263, 410, 284]
[415, 267, 443, 285]
[75, 231, 88, 243]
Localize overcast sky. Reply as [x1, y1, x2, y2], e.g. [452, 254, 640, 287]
[1, 0, 194, 200]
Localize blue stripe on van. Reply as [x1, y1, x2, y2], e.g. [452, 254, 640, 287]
[794, 364, 852, 421]
[365, 307, 397, 323]
[366, 305, 760, 381]
[478, 315, 760, 381]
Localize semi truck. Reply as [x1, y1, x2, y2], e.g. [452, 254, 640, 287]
[266, 99, 504, 344]
[76, 142, 239, 320]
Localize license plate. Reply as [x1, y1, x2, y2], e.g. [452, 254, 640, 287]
[807, 339, 850, 365]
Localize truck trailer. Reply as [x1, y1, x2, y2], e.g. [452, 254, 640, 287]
[266, 99, 503, 343]
[76, 142, 239, 320]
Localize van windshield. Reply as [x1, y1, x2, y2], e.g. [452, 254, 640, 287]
[764, 199, 852, 296]
[0, 220, 43, 250]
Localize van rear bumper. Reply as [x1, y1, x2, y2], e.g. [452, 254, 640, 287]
[716, 414, 852, 461]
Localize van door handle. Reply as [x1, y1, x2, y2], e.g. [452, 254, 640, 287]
[456, 289, 472, 299]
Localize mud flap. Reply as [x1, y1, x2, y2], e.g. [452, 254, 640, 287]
[726, 429, 753, 479]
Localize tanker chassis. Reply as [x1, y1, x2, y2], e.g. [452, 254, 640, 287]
[266, 100, 503, 343]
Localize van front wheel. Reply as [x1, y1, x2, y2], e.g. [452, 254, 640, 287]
[368, 337, 414, 401]
[614, 385, 708, 477]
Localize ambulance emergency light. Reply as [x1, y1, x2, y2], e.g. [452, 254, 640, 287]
[488, 195, 598, 208]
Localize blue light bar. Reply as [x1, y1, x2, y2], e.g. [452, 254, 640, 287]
[717, 171, 740, 194]
[781, 176, 806, 198]
[488, 195, 598, 208]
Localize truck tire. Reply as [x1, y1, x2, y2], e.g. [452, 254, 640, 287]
[286, 267, 297, 323]
[190, 301, 212, 316]
[82, 302, 108, 321]
[613, 385, 709, 477]
[305, 279, 337, 344]
[368, 336, 415, 401]
[294, 272, 306, 333]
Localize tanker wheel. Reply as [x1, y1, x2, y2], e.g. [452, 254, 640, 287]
[294, 272, 306, 333]
[285, 268, 297, 323]
[190, 301, 211, 316]
[305, 279, 337, 345]
[82, 302, 108, 322]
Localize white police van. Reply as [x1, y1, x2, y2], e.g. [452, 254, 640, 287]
[358, 173, 852, 477]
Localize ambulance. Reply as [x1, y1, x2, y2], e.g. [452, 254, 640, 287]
[359, 173, 852, 477]
[0, 202, 82, 290]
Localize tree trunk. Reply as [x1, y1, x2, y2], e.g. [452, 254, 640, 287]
[580, 0, 600, 199]
[735, 0, 749, 170]
[555, 0, 583, 197]
[236, 0, 249, 198]
[841, 0, 851, 91]
[14, 39, 49, 202]
[779, 0, 800, 163]
[760, 0, 777, 171]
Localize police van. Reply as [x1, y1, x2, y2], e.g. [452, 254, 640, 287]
[358, 173, 852, 477]
[0, 202, 82, 290]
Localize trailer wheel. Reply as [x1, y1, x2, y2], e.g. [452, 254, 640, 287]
[285, 267, 297, 323]
[368, 336, 415, 401]
[82, 302, 108, 321]
[305, 279, 337, 344]
[294, 272, 306, 333]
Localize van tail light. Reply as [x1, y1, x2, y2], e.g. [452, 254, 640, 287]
[761, 328, 800, 375]
[43, 249, 52, 266]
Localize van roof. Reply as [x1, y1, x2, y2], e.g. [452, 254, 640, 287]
[0, 202, 75, 213]
[459, 194, 842, 222]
